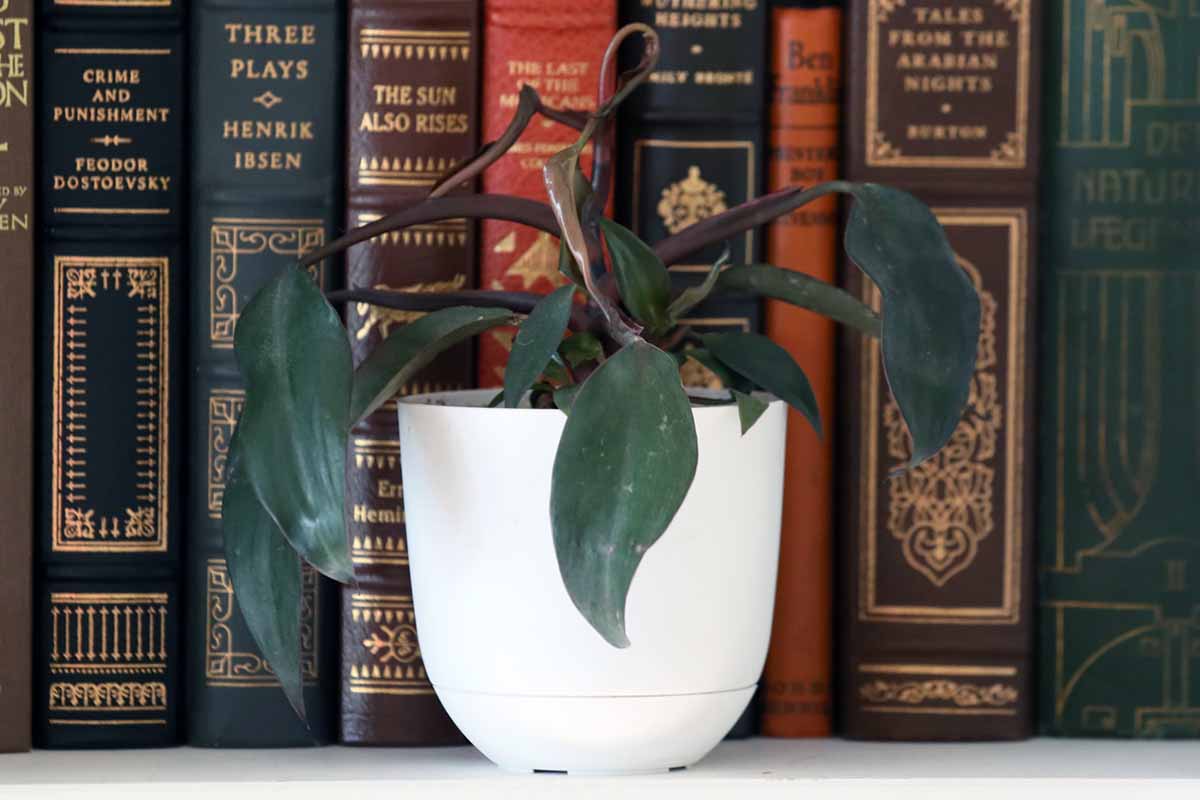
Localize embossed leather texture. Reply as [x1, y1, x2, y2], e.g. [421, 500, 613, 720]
[761, 0, 839, 740]
[1038, 0, 1200, 738]
[339, 0, 478, 747]
[186, 0, 343, 747]
[36, 0, 184, 748]
[0, 0, 33, 754]
[839, 0, 1040, 741]
[476, 0, 615, 387]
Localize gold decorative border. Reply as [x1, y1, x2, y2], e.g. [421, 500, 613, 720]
[52, 256, 170, 553]
[210, 218, 325, 349]
[864, 0, 1031, 169]
[858, 209, 1027, 623]
[630, 139, 757, 273]
[347, 594, 434, 696]
[359, 28, 472, 62]
[207, 388, 245, 520]
[856, 663, 1020, 716]
[204, 559, 319, 688]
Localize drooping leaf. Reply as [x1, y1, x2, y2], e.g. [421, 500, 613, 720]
[679, 347, 752, 394]
[550, 341, 698, 647]
[350, 307, 515, 423]
[559, 331, 604, 368]
[713, 263, 881, 338]
[223, 433, 306, 719]
[599, 218, 673, 335]
[553, 383, 581, 414]
[504, 285, 576, 408]
[668, 249, 729, 322]
[732, 390, 769, 436]
[842, 184, 980, 466]
[703, 332, 822, 438]
[558, 240, 585, 287]
[232, 267, 353, 583]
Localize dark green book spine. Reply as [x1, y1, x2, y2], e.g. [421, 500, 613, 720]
[187, 0, 343, 747]
[36, 0, 185, 749]
[1038, 0, 1200, 737]
[616, 0, 769, 739]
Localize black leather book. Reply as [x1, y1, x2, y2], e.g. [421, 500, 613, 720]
[616, 0, 769, 739]
[35, 0, 185, 749]
[186, 0, 343, 747]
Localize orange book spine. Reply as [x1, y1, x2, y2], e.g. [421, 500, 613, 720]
[761, 2, 841, 738]
[477, 0, 615, 387]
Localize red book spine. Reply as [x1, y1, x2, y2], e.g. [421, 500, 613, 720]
[761, 2, 841, 738]
[477, 0, 615, 386]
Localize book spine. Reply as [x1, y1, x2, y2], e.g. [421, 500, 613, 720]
[1037, 0, 1200, 738]
[36, 0, 185, 748]
[838, 0, 1039, 740]
[0, 0, 32, 753]
[760, 0, 839, 739]
[187, 0, 343, 747]
[339, 0, 478, 746]
[616, 0, 769, 740]
[476, 0, 615, 387]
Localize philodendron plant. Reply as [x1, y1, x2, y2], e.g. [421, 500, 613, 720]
[224, 25, 980, 718]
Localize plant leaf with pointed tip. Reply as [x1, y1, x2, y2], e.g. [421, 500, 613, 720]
[550, 341, 698, 647]
[504, 285, 576, 408]
[842, 184, 979, 467]
[713, 263, 881, 338]
[680, 347, 752, 394]
[732, 390, 769, 435]
[558, 240, 585, 287]
[703, 332, 822, 439]
[350, 306, 515, 423]
[232, 267, 353, 583]
[223, 434, 306, 720]
[599, 218, 673, 335]
[668, 249, 729, 322]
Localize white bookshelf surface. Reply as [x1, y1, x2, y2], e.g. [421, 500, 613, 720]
[2, 738, 1198, 799]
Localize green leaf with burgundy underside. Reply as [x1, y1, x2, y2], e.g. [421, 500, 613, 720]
[232, 266, 353, 583]
[842, 183, 980, 466]
[703, 331, 822, 439]
[350, 306, 515, 423]
[668, 249, 728, 322]
[504, 285, 576, 408]
[550, 341, 699, 647]
[599, 218, 673, 335]
[223, 431, 306, 720]
[713, 263, 881, 338]
[732, 390, 769, 436]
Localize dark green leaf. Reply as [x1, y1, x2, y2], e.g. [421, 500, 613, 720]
[599, 218, 673, 335]
[550, 341, 698, 647]
[351, 306, 515, 423]
[223, 433, 305, 719]
[680, 347, 752, 394]
[553, 383, 581, 414]
[487, 390, 504, 408]
[732, 390, 769, 435]
[843, 184, 979, 466]
[232, 267, 353, 583]
[503, 285, 576, 408]
[668, 249, 729, 322]
[714, 263, 881, 338]
[543, 356, 571, 385]
[703, 332, 822, 438]
[559, 331, 604, 368]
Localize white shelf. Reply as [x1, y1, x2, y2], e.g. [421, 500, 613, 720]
[2, 738, 1198, 799]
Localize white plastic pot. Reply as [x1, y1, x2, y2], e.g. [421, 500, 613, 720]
[397, 390, 786, 775]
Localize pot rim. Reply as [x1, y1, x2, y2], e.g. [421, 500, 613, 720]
[397, 387, 783, 414]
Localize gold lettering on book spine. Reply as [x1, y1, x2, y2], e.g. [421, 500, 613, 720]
[205, 558, 319, 687]
[209, 218, 325, 349]
[347, 594, 433, 696]
[52, 257, 170, 553]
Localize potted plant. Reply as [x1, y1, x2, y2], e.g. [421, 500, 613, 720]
[223, 26, 979, 774]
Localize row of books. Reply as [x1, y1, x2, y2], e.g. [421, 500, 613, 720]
[0, 0, 1194, 753]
